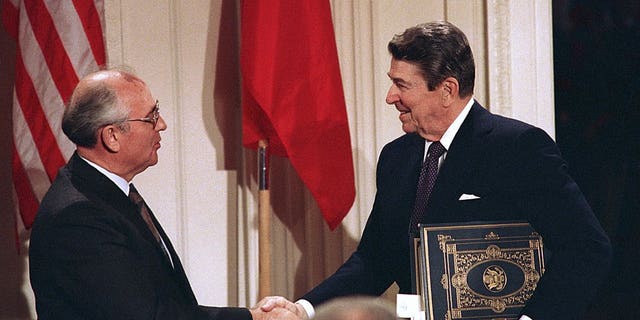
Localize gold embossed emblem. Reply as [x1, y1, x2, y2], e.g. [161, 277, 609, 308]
[489, 299, 507, 313]
[483, 265, 507, 292]
[486, 244, 501, 258]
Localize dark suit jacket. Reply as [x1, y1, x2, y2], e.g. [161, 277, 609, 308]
[302, 102, 612, 319]
[29, 153, 251, 320]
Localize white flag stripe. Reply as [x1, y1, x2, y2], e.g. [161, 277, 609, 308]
[94, 0, 105, 44]
[13, 94, 53, 202]
[43, 0, 100, 79]
[17, 13, 75, 161]
[6, 0, 105, 228]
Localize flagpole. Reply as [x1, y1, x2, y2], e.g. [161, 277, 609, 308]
[258, 139, 271, 297]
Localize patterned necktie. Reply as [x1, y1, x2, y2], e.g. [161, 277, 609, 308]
[409, 141, 446, 236]
[129, 184, 172, 263]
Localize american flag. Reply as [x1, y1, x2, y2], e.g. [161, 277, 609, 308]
[2, 0, 106, 228]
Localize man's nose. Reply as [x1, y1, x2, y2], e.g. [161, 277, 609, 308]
[156, 115, 168, 131]
[386, 85, 399, 105]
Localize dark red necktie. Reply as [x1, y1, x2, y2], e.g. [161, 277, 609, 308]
[129, 184, 172, 263]
[409, 141, 446, 236]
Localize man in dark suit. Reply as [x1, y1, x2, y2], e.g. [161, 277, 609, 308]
[297, 21, 612, 320]
[29, 68, 302, 320]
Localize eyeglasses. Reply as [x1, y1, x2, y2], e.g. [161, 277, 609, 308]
[126, 100, 160, 128]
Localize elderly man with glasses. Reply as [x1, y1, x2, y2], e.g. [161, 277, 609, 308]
[28, 68, 302, 320]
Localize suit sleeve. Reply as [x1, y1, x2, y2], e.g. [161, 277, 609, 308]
[510, 128, 612, 319]
[29, 202, 251, 320]
[301, 144, 404, 306]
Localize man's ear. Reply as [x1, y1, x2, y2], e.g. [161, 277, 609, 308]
[100, 125, 121, 152]
[441, 77, 459, 106]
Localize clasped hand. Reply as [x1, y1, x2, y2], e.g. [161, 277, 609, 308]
[250, 296, 308, 320]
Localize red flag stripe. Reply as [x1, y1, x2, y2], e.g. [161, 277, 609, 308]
[12, 91, 53, 200]
[71, 0, 106, 66]
[24, 0, 79, 100]
[11, 145, 40, 228]
[14, 52, 67, 181]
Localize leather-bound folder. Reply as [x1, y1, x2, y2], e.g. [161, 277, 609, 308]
[413, 221, 546, 320]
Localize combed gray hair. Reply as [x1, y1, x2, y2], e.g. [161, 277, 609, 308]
[62, 72, 131, 147]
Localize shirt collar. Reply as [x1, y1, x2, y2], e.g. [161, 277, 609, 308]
[79, 155, 130, 195]
[423, 98, 474, 159]
[438, 97, 474, 150]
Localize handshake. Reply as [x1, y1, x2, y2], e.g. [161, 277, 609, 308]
[249, 296, 308, 320]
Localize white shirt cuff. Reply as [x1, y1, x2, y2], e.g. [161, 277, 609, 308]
[295, 299, 315, 319]
[520, 315, 533, 320]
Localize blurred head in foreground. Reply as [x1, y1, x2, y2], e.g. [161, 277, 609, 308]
[314, 296, 397, 320]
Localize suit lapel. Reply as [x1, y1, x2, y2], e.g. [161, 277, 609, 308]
[146, 208, 198, 303]
[426, 102, 493, 222]
[68, 153, 138, 218]
[402, 133, 427, 210]
[408, 133, 426, 183]
[67, 153, 198, 303]
[68, 154, 184, 272]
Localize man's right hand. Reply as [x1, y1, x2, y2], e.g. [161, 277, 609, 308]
[249, 296, 304, 320]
